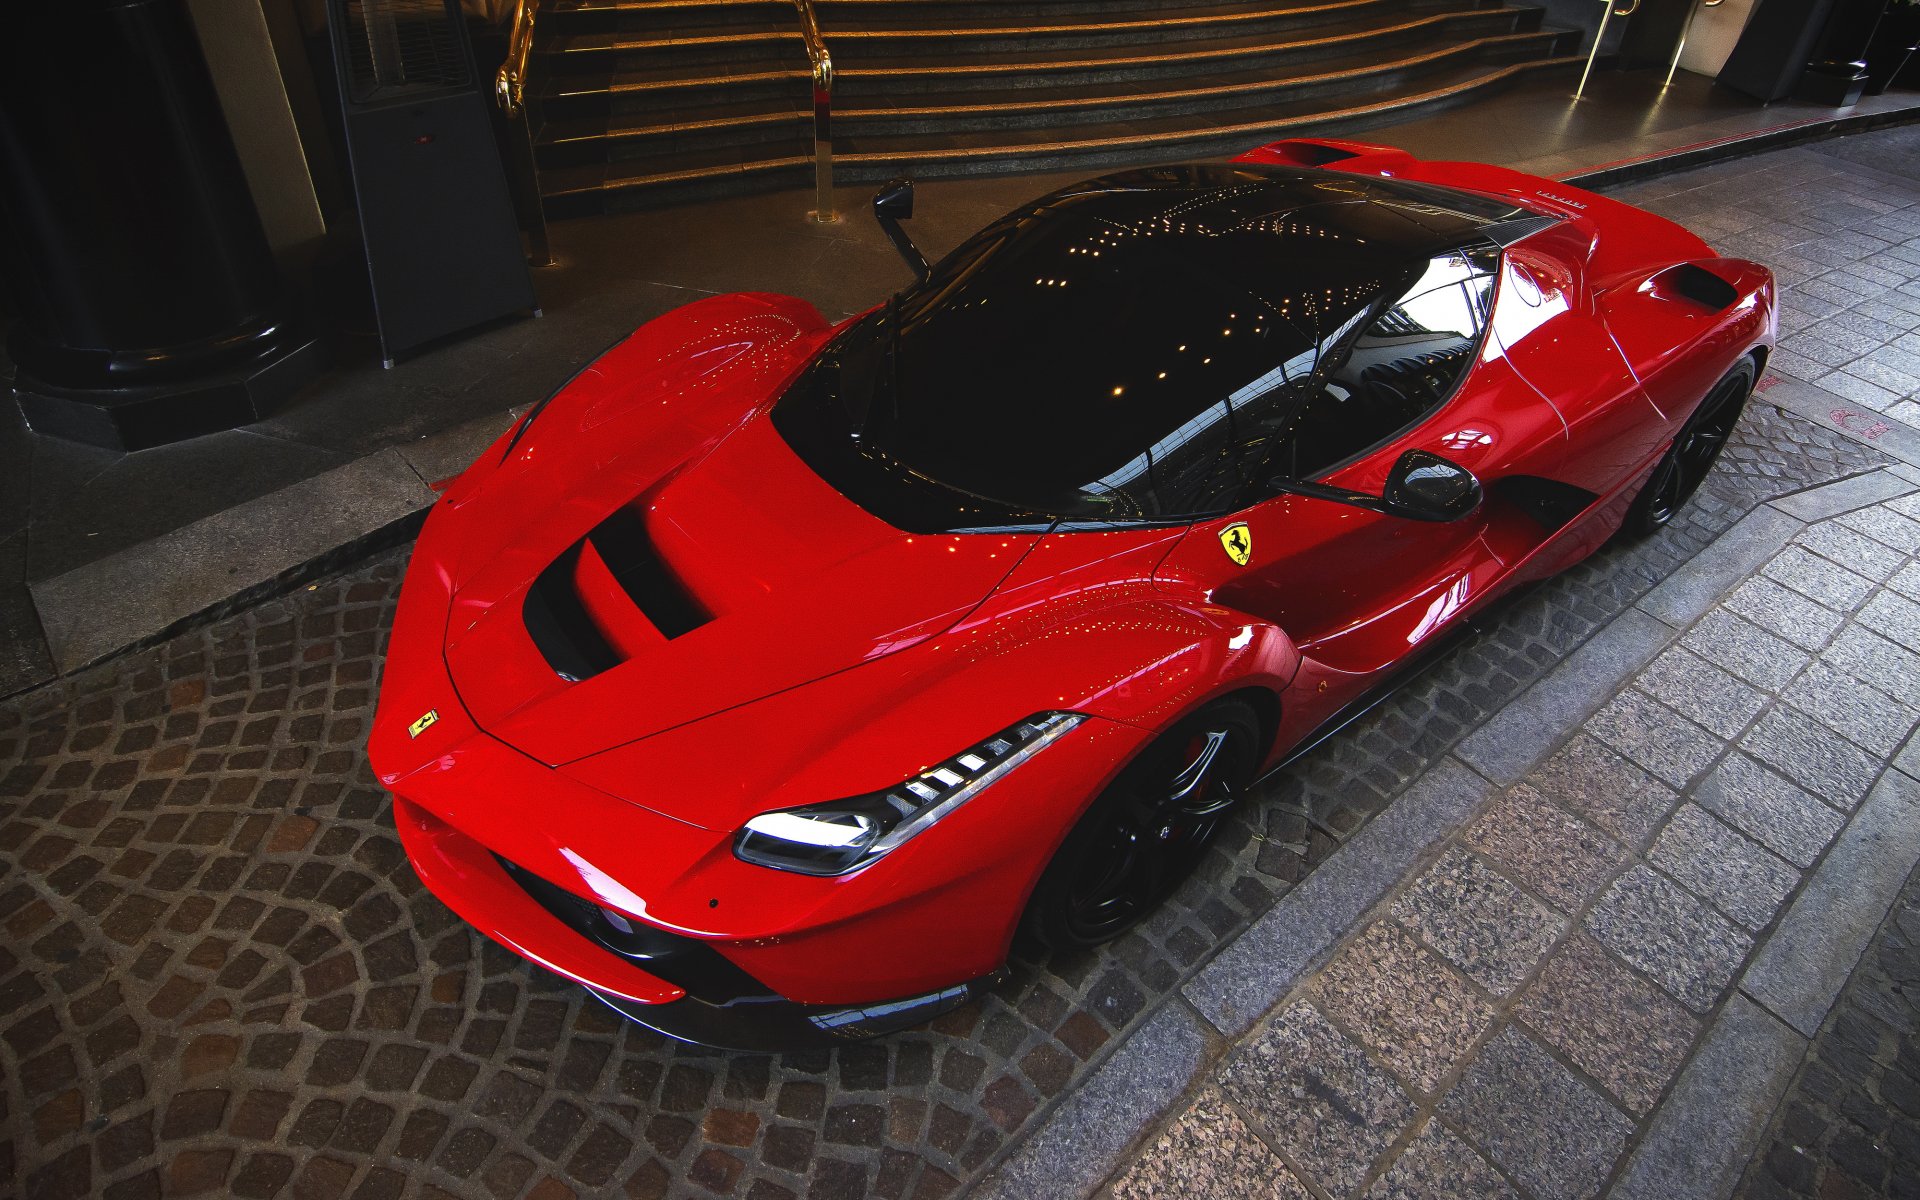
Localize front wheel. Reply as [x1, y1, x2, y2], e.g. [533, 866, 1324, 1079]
[1623, 359, 1755, 537]
[1021, 699, 1261, 952]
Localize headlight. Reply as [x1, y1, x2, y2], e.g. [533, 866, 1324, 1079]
[733, 712, 1086, 876]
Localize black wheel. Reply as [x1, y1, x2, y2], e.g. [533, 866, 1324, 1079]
[1623, 359, 1755, 537]
[1022, 699, 1261, 952]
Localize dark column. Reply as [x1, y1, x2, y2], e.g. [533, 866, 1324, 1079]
[0, 0, 322, 451]
[1797, 0, 1888, 104]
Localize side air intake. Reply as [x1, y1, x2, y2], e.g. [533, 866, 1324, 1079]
[1650, 263, 1739, 313]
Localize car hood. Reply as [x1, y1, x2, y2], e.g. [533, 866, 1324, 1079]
[444, 410, 1041, 766]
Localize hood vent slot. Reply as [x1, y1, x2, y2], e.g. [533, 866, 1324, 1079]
[523, 508, 713, 683]
[524, 545, 621, 683]
[588, 508, 711, 641]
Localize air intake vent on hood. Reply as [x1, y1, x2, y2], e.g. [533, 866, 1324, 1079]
[589, 508, 711, 640]
[524, 544, 622, 683]
[523, 508, 714, 682]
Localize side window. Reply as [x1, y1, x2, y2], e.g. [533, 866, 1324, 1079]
[1265, 246, 1500, 484]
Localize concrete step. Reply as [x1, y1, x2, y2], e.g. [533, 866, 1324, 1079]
[538, 54, 1581, 215]
[533, 23, 1567, 170]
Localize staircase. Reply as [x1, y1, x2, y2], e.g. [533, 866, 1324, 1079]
[528, 0, 1581, 216]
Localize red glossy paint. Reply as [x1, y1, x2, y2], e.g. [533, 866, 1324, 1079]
[369, 141, 1775, 1036]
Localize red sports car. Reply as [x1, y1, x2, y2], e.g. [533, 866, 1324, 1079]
[369, 138, 1774, 1050]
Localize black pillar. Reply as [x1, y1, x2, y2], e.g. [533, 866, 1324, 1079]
[0, 0, 322, 451]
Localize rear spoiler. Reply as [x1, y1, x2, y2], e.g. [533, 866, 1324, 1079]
[1233, 137, 1417, 175]
[1236, 136, 1601, 213]
[1237, 137, 1562, 246]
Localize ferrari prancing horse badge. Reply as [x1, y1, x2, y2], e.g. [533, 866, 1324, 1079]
[1220, 523, 1252, 566]
[409, 710, 439, 739]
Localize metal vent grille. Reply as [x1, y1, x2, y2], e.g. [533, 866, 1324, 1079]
[338, 0, 471, 104]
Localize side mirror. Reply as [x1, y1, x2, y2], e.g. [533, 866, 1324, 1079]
[1270, 449, 1482, 522]
[1382, 450, 1482, 521]
[874, 177, 914, 221]
[873, 178, 929, 281]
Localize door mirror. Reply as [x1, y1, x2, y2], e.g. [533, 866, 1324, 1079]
[1382, 450, 1482, 521]
[873, 177, 915, 221]
[1268, 449, 1482, 522]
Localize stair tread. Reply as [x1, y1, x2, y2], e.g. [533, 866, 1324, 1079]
[543, 55, 1577, 196]
[538, 5, 1532, 92]
[834, 8, 1529, 74]
[545, 0, 1455, 54]
[550, 0, 1303, 12]
[837, 59, 1523, 153]
[536, 26, 1557, 146]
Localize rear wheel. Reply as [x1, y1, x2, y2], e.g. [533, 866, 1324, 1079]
[1624, 360, 1754, 537]
[1022, 699, 1261, 952]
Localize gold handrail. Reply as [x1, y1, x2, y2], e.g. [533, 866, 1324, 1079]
[497, 0, 538, 118]
[494, 0, 552, 265]
[793, 0, 835, 222]
[1574, 0, 1629, 99]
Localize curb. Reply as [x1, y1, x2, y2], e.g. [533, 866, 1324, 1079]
[1561, 103, 1920, 190]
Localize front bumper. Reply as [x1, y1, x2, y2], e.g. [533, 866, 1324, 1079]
[396, 795, 997, 1049]
[588, 978, 995, 1053]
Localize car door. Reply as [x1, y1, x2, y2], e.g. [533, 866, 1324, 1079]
[1156, 243, 1565, 684]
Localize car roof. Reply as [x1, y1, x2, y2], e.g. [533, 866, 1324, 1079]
[1005, 163, 1544, 263]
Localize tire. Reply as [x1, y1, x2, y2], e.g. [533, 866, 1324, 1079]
[1021, 699, 1262, 952]
[1622, 359, 1755, 538]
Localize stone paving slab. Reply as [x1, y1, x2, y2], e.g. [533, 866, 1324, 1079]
[1735, 851, 1920, 1200]
[26, 451, 436, 674]
[1742, 770, 1920, 1039]
[1612, 996, 1806, 1200]
[1453, 609, 1675, 787]
[1637, 504, 1805, 631]
[1180, 759, 1493, 1040]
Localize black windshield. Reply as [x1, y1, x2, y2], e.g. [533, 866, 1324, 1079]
[774, 164, 1523, 533]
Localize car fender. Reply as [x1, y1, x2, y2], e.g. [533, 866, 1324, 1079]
[1598, 256, 1775, 426]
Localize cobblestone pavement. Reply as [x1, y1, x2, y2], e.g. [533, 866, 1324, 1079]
[1101, 475, 1920, 1199]
[0, 139, 1911, 1200]
[1737, 857, 1920, 1200]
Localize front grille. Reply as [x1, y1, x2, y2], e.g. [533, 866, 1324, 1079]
[496, 856, 776, 1005]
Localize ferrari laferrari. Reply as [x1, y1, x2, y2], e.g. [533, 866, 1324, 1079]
[368, 138, 1774, 1050]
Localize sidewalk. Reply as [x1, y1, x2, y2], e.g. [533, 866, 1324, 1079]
[5, 71, 1920, 700]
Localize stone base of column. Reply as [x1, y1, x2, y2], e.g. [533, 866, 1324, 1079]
[13, 334, 325, 452]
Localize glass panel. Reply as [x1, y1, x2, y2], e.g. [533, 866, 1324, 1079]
[1263, 245, 1500, 484]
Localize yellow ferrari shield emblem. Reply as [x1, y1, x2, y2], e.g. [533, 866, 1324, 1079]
[408, 710, 440, 739]
[1219, 523, 1253, 566]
